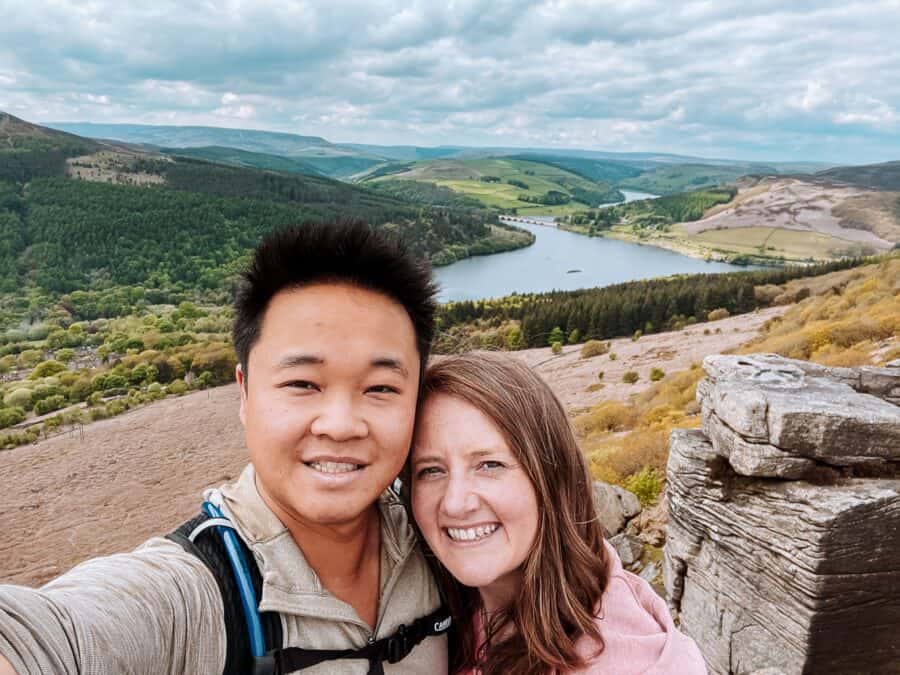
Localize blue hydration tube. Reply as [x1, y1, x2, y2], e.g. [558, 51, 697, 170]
[202, 501, 266, 658]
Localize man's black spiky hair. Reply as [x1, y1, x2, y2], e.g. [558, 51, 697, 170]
[233, 220, 438, 379]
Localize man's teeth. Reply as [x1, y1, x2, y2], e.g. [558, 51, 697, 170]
[308, 461, 360, 474]
[446, 524, 500, 542]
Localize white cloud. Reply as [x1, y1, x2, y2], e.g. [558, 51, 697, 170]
[213, 104, 256, 120]
[1, 0, 899, 161]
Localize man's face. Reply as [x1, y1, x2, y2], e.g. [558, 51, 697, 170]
[237, 282, 420, 528]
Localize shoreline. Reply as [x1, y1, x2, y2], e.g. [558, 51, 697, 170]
[558, 222, 814, 268]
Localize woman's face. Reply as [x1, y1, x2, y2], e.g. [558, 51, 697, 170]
[411, 393, 540, 598]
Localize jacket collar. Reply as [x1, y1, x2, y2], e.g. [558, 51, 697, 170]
[212, 463, 417, 624]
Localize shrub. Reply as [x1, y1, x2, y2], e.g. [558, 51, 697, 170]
[624, 467, 663, 506]
[34, 394, 66, 416]
[567, 328, 581, 345]
[0, 355, 15, 373]
[3, 388, 33, 409]
[754, 284, 782, 305]
[87, 391, 104, 407]
[32, 384, 64, 402]
[547, 326, 565, 346]
[631, 329, 642, 341]
[551, 341, 563, 355]
[609, 353, 617, 361]
[622, 371, 639, 384]
[707, 308, 730, 321]
[18, 349, 43, 368]
[649, 367, 665, 382]
[575, 400, 639, 435]
[580, 340, 609, 358]
[55, 348, 76, 363]
[166, 380, 188, 395]
[597, 371, 605, 380]
[190, 345, 237, 383]
[0, 407, 25, 429]
[68, 376, 93, 402]
[92, 373, 128, 391]
[29, 360, 67, 380]
[104, 399, 128, 416]
[505, 326, 525, 350]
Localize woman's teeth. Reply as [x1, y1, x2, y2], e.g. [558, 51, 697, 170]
[446, 524, 500, 542]
[308, 461, 360, 474]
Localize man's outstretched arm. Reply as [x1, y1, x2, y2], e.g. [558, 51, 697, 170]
[0, 537, 225, 675]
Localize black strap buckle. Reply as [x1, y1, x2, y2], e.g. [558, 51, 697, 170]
[385, 624, 408, 664]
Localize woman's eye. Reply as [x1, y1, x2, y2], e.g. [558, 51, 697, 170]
[478, 460, 505, 471]
[416, 466, 444, 479]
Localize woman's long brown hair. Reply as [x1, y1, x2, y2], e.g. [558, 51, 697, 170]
[413, 352, 609, 675]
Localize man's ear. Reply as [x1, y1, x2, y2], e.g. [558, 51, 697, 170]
[236, 363, 248, 427]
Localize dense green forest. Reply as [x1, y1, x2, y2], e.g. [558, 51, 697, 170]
[433, 257, 872, 350]
[0, 175, 523, 294]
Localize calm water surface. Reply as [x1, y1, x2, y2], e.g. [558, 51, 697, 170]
[435, 191, 753, 302]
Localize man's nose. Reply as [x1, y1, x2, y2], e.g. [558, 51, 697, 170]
[309, 392, 367, 441]
[440, 472, 479, 518]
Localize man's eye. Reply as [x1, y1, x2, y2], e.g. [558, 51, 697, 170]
[366, 385, 400, 394]
[285, 380, 318, 391]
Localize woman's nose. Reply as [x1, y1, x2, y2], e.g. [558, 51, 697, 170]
[440, 473, 478, 518]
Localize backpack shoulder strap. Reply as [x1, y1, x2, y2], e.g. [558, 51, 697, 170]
[167, 512, 283, 675]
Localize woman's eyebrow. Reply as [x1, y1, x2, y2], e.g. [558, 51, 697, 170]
[411, 453, 443, 466]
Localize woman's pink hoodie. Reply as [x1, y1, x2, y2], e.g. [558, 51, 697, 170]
[462, 540, 707, 674]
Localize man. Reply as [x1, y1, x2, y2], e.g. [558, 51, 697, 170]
[0, 221, 447, 674]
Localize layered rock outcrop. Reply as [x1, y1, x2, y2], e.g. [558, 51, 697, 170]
[664, 354, 900, 675]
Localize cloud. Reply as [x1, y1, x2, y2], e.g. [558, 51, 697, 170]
[0, 0, 898, 162]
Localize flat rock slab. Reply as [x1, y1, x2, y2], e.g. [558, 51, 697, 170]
[700, 354, 900, 476]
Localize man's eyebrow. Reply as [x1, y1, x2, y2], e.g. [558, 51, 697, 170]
[275, 354, 408, 378]
[276, 353, 324, 369]
[371, 357, 409, 378]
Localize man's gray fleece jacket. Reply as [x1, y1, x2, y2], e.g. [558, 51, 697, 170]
[0, 464, 447, 674]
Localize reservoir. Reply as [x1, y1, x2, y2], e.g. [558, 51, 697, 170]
[435, 191, 753, 302]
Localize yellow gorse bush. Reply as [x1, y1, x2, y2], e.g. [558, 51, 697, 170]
[577, 256, 899, 502]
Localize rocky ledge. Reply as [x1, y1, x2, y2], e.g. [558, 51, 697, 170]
[664, 354, 900, 675]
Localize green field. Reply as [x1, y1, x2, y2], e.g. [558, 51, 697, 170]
[368, 158, 623, 215]
[681, 225, 871, 261]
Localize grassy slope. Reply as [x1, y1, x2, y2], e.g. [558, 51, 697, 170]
[161, 146, 326, 177]
[371, 158, 622, 214]
[576, 256, 899, 495]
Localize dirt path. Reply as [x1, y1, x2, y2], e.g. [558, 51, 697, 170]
[0, 307, 785, 586]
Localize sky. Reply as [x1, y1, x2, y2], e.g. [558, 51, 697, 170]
[1, 0, 899, 164]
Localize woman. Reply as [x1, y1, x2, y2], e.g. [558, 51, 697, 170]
[410, 352, 705, 675]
